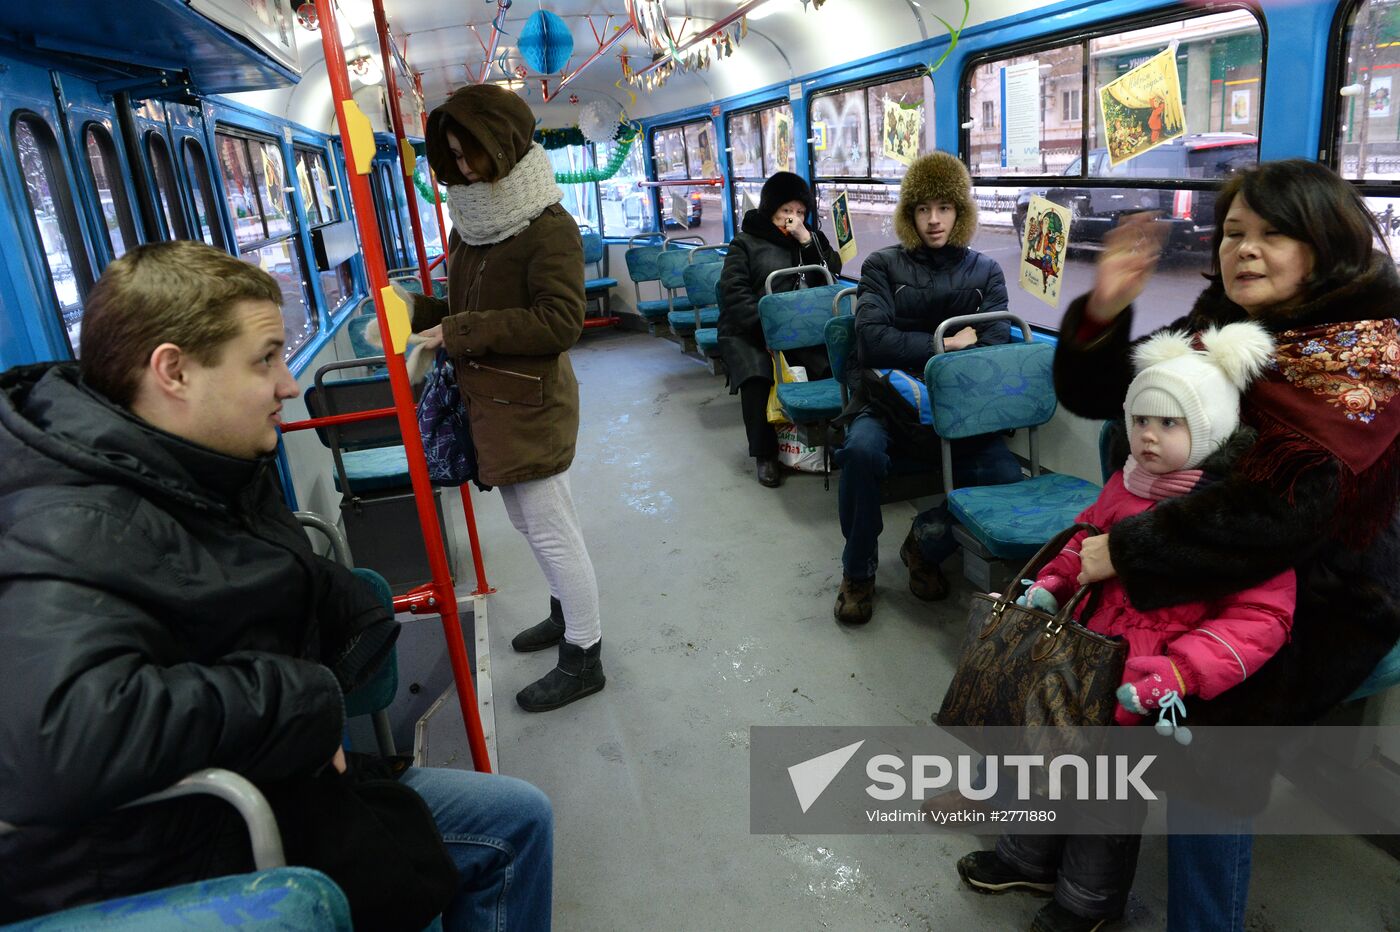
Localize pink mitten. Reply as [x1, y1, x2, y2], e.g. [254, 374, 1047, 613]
[1116, 656, 1189, 715]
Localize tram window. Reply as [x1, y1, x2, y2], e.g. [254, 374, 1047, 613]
[546, 144, 601, 234]
[182, 139, 223, 249]
[218, 133, 266, 247]
[967, 44, 1084, 177]
[648, 118, 723, 244]
[145, 132, 189, 240]
[215, 130, 317, 357]
[371, 162, 407, 268]
[1086, 11, 1260, 179]
[596, 134, 652, 237]
[812, 73, 934, 273]
[83, 125, 137, 259]
[415, 153, 444, 257]
[727, 102, 794, 230]
[1335, 0, 1400, 181]
[14, 114, 92, 354]
[295, 147, 340, 226]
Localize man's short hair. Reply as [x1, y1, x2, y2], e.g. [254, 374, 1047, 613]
[80, 241, 283, 406]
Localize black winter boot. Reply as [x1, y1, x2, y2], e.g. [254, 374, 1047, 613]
[511, 597, 565, 653]
[516, 640, 606, 712]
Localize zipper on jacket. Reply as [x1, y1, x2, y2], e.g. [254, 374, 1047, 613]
[465, 360, 543, 384]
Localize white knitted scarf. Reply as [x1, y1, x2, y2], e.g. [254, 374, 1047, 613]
[445, 143, 562, 245]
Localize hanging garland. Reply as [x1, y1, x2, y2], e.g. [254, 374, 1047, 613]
[411, 124, 639, 197]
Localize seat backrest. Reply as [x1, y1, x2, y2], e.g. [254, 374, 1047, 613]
[682, 261, 723, 308]
[304, 370, 404, 452]
[580, 230, 605, 265]
[927, 342, 1058, 439]
[657, 249, 690, 291]
[624, 245, 664, 283]
[758, 283, 849, 353]
[1099, 418, 1127, 484]
[347, 316, 382, 359]
[824, 314, 856, 399]
[390, 275, 423, 295]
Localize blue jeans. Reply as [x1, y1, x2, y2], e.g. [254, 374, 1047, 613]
[834, 412, 1022, 579]
[1167, 798, 1253, 932]
[401, 767, 554, 932]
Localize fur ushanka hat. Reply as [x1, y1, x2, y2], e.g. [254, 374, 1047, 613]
[893, 152, 976, 249]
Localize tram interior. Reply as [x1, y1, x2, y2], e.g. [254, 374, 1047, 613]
[1, 0, 1399, 928]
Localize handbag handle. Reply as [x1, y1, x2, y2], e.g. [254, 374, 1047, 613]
[984, 522, 1103, 633]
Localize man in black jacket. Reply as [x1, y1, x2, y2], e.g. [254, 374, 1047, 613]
[834, 152, 1019, 624]
[0, 241, 552, 930]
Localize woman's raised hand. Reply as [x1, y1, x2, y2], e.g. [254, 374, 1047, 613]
[785, 216, 812, 245]
[1085, 212, 1169, 324]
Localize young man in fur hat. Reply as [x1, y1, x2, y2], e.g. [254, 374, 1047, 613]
[833, 151, 1018, 624]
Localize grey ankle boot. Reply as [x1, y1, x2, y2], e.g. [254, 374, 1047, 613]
[516, 640, 606, 712]
[511, 597, 565, 653]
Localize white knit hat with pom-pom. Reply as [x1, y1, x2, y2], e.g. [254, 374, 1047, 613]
[1123, 321, 1275, 469]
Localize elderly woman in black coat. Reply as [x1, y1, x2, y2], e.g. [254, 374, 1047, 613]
[718, 171, 842, 487]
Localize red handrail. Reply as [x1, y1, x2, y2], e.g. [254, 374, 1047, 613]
[314, 0, 491, 774]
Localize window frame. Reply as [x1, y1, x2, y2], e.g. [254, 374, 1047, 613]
[214, 126, 318, 358]
[293, 144, 341, 228]
[181, 137, 225, 250]
[809, 66, 932, 184]
[145, 129, 190, 241]
[959, 3, 1266, 194]
[726, 99, 792, 184]
[82, 122, 139, 260]
[12, 111, 94, 356]
[1323, 0, 1400, 193]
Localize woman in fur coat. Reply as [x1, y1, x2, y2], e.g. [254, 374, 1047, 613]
[964, 159, 1400, 932]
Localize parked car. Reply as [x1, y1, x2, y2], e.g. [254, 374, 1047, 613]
[1012, 134, 1258, 252]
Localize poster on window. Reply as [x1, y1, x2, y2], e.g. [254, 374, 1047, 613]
[831, 190, 858, 264]
[1098, 44, 1186, 168]
[1371, 76, 1392, 119]
[881, 98, 923, 167]
[1229, 89, 1251, 126]
[1001, 61, 1041, 171]
[1019, 195, 1072, 309]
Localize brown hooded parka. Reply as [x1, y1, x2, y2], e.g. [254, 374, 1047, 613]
[415, 84, 585, 487]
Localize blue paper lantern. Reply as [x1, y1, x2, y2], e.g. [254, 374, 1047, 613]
[518, 10, 574, 75]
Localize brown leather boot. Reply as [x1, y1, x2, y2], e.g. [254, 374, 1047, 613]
[900, 528, 949, 601]
[833, 575, 875, 624]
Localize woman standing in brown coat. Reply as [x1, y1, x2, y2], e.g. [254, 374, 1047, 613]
[413, 84, 603, 712]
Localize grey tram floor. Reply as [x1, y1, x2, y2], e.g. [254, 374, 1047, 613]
[424, 328, 1399, 932]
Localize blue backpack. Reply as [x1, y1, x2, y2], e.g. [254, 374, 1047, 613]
[859, 366, 941, 456]
[417, 350, 489, 490]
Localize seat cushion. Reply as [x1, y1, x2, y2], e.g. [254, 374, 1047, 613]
[333, 446, 410, 494]
[668, 306, 720, 333]
[695, 328, 720, 356]
[946, 473, 1102, 561]
[584, 277, 618, 292]
[5, 867, 352, 931]
[636, 299, 672, 321]
[776, 378, 843, 424]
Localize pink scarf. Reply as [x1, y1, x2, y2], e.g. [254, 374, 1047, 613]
[1121, 456, 1203, 502]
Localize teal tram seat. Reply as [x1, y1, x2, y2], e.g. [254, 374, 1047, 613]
[390, 274, 424, 295]
[686, 245, 729, 368]
[580, 230, 619, 323]
[303, 359, 453, 594]
[925, 312, 1101, 591]
[656, 249, 697, 335]
[0, 770, 352, 931]
[823, 286, 859, 407]
[623, 232, 670, 330]
[757, 265, 848, 432]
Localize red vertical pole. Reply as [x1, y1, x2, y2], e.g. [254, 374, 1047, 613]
[373, 0, 433, 295]
[315, 0, 492, 774]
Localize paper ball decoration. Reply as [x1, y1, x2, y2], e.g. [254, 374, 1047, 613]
[578, 100, 620, 144]
[518, 10, 574, 75]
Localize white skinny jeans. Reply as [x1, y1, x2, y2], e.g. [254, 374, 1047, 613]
[497, 469, 601, 647]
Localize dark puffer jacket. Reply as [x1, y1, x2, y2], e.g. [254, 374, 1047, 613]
[717, 208, 842, 390]
[1054, 257, 1400, 728]
[0, 364, 397, 920]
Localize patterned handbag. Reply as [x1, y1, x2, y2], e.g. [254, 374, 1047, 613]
[416, 349, 486, 489]
[936, 523, 1126, 731]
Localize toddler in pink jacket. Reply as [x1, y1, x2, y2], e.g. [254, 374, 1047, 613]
[1021, 321, 1294, 735]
